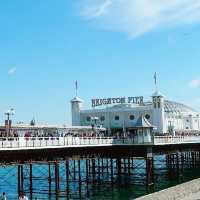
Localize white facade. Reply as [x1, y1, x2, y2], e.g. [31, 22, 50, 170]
[71, 92, 200, 134]
[71, 97, 83, 126]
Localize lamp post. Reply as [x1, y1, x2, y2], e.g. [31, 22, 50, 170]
[4, 108, 15, 136]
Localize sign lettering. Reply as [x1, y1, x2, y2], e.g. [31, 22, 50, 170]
[92, 96, 143, 108]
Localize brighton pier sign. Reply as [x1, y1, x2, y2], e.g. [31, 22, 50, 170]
[92, 96, 144, 108]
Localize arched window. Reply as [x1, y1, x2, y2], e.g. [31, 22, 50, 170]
[115, 116, 120, 121]
[129, 115, 135, 120]
[86, 116, 91, 122]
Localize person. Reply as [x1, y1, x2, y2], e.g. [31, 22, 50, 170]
[19, 192, 28, 200]
[0, 192, 7, 200]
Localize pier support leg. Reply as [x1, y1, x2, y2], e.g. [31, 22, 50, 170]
[66, 158, 69, 197]
[48, 162, 52, 197]
[78, 160, 81, 199]
[110, 158, 114, 184]
[17, 165, 21, 195]
[92, 158, 96, 183]
[98, 158, 100, 183]
[146, 147, 154, 188]
[30, 162, 33, 200]
[86, 159, 89, 198]
[21, 165, 24, 193]
[55, 161, 60, 195]
[73, 160, 76, 181]
[117, 158, 121, 185]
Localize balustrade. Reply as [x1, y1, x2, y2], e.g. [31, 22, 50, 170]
[0, 135, 199, 149]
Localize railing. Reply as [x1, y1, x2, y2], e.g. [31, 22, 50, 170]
[0, 135, 199, 149]
[0, 137, 136, 149]
[154, 135, 200, 145]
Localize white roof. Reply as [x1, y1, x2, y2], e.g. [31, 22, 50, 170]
[71, 97, 83, 103]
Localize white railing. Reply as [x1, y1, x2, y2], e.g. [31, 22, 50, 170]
[154, 135, 200, 145]
[0, 136, 199, 149]
[0, 137, 137, 149]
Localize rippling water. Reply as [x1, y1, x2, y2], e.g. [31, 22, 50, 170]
[0, 155, 200, 200]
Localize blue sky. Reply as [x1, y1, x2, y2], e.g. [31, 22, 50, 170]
[0, 0, 200, 125]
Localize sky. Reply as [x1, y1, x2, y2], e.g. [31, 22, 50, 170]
[0, 0, 200, 125]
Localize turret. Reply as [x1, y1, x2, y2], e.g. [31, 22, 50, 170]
[71, 97, 83, 126]
[152, 91, 166, 134]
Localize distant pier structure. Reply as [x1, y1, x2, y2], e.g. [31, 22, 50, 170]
[0, 120, 200, 199]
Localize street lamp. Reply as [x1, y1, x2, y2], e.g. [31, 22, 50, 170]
[4, 108, 15, 136]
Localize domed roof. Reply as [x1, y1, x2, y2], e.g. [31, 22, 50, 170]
[152, 90, 165, 97]
[71, 97, 83, 103]
[164, 100, 198, 115]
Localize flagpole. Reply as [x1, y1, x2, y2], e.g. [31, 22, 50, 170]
[154, 72, 158, 92]
[75, 81, 78, 97]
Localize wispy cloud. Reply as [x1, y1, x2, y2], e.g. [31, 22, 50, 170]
[79, 0, 200, 38]
[8, 67, 17, 75]
[189, 79, 200, 88]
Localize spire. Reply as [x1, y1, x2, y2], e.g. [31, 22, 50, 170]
[152, 72, 164, 97]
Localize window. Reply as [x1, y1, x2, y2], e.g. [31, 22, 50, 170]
[86, 116, 91, 122]
[129, 115, 135, 120]
[115, 116, 120, 121]
[145, 114, 150, 120]
[100, 116, 105, 121]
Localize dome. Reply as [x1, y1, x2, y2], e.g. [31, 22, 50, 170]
[152, 90, 165, 97]
[71, 97, 83, 103]
[164, 100, 198, 115]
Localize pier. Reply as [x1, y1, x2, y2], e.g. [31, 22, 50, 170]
[0, 134, 200, 199]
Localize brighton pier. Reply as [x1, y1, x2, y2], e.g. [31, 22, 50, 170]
[0, 122, 200, 199]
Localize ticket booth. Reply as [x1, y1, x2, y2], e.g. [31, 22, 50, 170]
[134, 115, 154, 144]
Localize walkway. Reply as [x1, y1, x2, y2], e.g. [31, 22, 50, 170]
[135, 178, 200, 200]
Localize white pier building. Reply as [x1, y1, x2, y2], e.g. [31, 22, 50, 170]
[71, 90, 200, 134]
